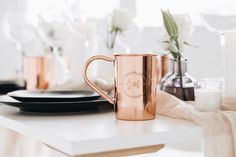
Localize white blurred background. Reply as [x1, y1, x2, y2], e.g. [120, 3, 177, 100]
[0, 1, 236, 156]
[0, 0, 236, 88]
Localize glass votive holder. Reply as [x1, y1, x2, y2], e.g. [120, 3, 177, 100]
[194, 78, 224, 111]
[23, 56, 49, 90]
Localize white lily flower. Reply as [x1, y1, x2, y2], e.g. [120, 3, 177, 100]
[105, 8, 134, 51]
[174, 14, 193, 51]
[109, 8, 134, 32]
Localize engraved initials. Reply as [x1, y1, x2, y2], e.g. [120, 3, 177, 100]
[122, 72, 145, 99]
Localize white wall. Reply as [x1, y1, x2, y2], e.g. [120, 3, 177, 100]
[0, 0, 19, 79]
[185, 27, 223, 79]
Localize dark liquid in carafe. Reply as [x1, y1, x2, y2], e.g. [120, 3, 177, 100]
[163, 86, 195, 101]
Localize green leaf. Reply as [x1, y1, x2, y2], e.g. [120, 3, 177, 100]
[161, 10, 183, 59]
[161, 10, 178, 40]
[170, 41, 179, 53]
[157, 40, 170, 43]
[162, 11, 174, 37]
[183, 42, 199, 48]
[167, 10, 178, 38]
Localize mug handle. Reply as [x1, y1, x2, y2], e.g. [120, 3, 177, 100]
[83, 55, 115, 104]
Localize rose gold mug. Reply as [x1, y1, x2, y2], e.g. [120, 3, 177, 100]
[83, 54, 158, 121]
[23, 56, 49, 90]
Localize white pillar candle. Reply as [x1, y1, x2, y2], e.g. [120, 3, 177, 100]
[194, 88, 222, 111]
[224, 31, 236, 97]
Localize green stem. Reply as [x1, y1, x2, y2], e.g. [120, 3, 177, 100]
[110, 30, 118, 50]
[175, 40, 186, 101]
[106, 30, 110, 50]
[177, 56, 186, 101]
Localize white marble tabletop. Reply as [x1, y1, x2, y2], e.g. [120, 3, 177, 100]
[0, 104, 203, 156]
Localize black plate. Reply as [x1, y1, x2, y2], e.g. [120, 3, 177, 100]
[7, 90, 100, 102]
[0, 80, 25, 94]
[0, 95, 110, 113]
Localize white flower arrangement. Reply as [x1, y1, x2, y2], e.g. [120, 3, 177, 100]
[106, 8, 134, 51]
[161, 10, 197, 101]
[160, 10, 195, 58]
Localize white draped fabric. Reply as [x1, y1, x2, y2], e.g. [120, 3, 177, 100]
[157, 91, 236, 157]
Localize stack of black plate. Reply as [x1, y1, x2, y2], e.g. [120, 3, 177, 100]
[0, 90, 110, 113]
[0, 80, 25, 94]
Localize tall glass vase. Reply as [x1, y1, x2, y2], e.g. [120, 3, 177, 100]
[161, 58, 195, 101]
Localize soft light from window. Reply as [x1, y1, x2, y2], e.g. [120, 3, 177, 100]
[26, 0, 119, 25]
[136, 0, 236, 27]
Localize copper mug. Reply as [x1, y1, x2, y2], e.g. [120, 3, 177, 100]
[23, 56, 49, 90]
[83, 54, 158, 121]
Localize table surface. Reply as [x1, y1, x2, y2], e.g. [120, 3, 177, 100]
[0, 104, 203, 156]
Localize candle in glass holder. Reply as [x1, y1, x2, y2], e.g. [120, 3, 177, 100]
[194, 79, 223, 111]
[195, 88, 222, 111]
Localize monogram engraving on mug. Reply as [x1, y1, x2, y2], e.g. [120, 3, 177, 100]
[122, 72, 145, 99]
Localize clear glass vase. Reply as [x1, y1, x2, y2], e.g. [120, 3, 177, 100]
[161, 58, 195, 101]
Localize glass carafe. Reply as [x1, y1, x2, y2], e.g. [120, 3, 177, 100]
[162, 58, 195, 101]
